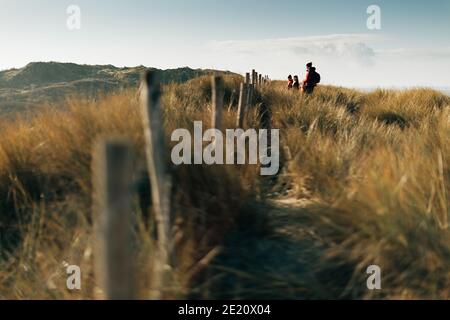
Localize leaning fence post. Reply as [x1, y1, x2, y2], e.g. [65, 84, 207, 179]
[141, 70, 173, 299]
[211, 76, 224, 129]
[236, 83, 247, 128]
[94, 139, 136, 300]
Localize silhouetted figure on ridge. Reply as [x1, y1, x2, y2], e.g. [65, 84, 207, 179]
[302, 62, 321, 94]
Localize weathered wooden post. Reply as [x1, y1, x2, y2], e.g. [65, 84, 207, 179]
[236, 83, 247, 128]
[211, 76, 224, 129]
[141, 70, 173, 299]
[250, 70, 257, 104]
[259, 102, 272, 131]
[244, 72, 250, 107]
[245, 82, 252, 113]
[227, 88, 236, 112]
[259, 74, 262, 88]
[94, 139, 136, 300]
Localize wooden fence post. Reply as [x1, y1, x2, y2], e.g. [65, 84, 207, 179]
[236, 83, 247, 128]
[94, 139, 136, 300]
[211, 76, 224, 129]
[250, 70, 257, 104]
[259, 74, 262, 88]
[245, 82, 252, 113]
[245, 73, 250, 86]
[141, 70, 173, 299]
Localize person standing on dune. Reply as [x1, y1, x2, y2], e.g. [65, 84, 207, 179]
[287, 75, 294, 90]
[302, 62, 321, 94]
[293, 75, 300, 90]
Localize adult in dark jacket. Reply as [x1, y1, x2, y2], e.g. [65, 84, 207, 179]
[302, 63, 320, 94]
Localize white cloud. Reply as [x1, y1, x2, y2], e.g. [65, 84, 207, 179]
[209, 34, 381, 66]
[206, 34, 450, 87]
[377, 47, 450, 60]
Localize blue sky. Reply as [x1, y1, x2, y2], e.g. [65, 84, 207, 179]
[0, 0, 449, 87]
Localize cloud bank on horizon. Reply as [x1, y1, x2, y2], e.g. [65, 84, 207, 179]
[208, 33, 450, 88]
[0, 0, 449, 88]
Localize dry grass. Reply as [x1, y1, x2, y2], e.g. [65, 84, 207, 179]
[0, 76, 449, 299]
[267, 82, 450, 299]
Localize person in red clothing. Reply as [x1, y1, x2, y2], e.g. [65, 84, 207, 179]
[287, 75, 293, 89]
[302, 62, 320, 94]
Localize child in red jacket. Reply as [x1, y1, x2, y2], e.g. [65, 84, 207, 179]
[287, 75, 294, 89]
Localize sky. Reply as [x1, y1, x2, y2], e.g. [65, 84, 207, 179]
[0, 0, 449, 88]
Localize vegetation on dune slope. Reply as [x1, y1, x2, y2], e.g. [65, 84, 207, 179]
[0, 76, 449, 299]
[0, 62, 238, 115]
[267, 83, 450, 299]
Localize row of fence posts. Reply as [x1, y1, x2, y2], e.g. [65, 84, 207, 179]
[93, 69, 270, 300]
[236, 69, 270, 128]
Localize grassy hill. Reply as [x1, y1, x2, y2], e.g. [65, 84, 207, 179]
[0, 75, 449, 299]
[0, 62, 237, 115]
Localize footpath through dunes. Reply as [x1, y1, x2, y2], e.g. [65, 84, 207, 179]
[206, 197, 333, 300]
[204, 82, 450, 300]
[0, 75, 449, 299]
